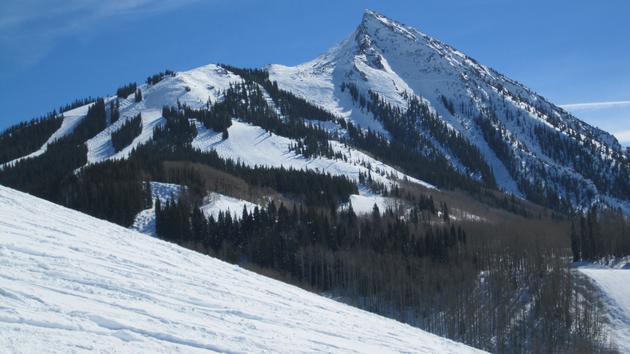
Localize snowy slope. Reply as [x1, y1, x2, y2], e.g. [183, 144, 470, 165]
[268, 10, 629, 209]
[0, 103, 94, 168]
[200, 192, 259, 220]
[86, 64, 243, 165]
[579, 267, 630, 352]
[3, 65, 243, 168]
[344, 193, 404, 215]
[0, 185, 483, 353]
[192, 119, 433, 190]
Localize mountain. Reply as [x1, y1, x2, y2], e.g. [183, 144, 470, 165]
[2, 10, 629, 212]
[269, 10, 630, 211]
[0, 184, 483, 353]
[0, 10, 623, 353]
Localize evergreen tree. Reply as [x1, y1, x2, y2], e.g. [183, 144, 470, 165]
[135, 88, 143, 102]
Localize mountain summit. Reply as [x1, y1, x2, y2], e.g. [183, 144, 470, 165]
[269, 10, 629, 211]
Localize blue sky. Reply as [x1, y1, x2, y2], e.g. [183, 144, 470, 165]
[1, 0, 629, 143]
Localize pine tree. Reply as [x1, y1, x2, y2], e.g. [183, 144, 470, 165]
[135, 88, 143, 102]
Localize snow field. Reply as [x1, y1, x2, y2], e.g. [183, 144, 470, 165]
[579, 267, 630, 352]
[0, 185, 483, 353]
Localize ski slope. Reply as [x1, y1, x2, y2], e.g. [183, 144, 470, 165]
[86, 64, 243, 165]
[0, 102, 94, 168]
[579, 267, 630, 352]
[0, 185, 483, 353]
[192, 119, 433, 190]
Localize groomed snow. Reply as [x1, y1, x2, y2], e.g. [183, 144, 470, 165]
[86, 64, 244, 165]
[192, 119, 434, 190]
[0, 101, 95, 168]
[579, 267, 630, 352]
[0, 185, 483, 353]
[86, 109, 165, 164]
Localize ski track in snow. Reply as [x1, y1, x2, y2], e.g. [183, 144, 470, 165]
[579, 267, 630, 352]
[0, 185, 483, 353]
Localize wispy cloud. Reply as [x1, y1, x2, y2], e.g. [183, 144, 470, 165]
[561, 100, 630, 146]
[0, 0, 199, 70]
[614, 130, 630, 143]
[560, 100, 630, 110]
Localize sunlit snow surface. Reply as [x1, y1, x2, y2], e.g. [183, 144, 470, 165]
[0, 103, 94, 168]
[191, 119, 433, 190]
[200, 192, 259, 220]
[579, 266, 630, 352]
[0, 185, 483, 353]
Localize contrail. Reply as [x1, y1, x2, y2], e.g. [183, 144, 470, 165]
[561, 100, 630, 110]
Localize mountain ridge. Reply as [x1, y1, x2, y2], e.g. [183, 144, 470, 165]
[2, 10, 629, 212]
[268, 9, 630, 211]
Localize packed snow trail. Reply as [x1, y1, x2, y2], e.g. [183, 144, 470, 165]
[0, 185, 483, 353]
[579, 267, 630, 352]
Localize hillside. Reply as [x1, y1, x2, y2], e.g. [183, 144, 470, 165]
[0, 185, 482, 353]
[580, 265, 630, 352]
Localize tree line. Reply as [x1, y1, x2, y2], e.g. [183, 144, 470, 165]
[0, 111, 62, 164]
[111, 113, 142, 152]
[571, 206, 630, 261]
[153, 190, 614, 353]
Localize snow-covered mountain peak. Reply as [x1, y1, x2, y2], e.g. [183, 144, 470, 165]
[359, 9, 421, 42]
[269, 11, 630, 211]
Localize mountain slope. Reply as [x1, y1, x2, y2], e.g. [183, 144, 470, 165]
[3, 12, 628, 212]
[0, 185, 483, 353]
[580, 266, 630, 352]
[269, 10, 630, 211]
